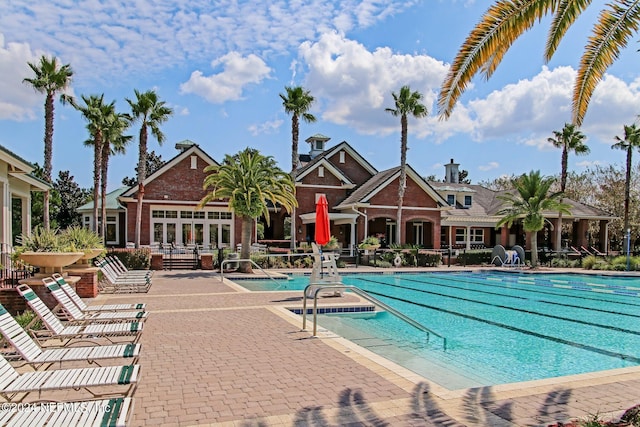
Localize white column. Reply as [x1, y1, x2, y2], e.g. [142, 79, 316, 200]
[466, 226, 471, 251]
[349, 221, 356, 257]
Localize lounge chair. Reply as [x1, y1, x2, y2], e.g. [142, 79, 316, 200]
[0, 303, 140, 369]
[590, 246, 607, 257]
[43, 278, 148, 323]
[103, 256, 152, 279]
[95, 259, 152, 294]
[0, 397, 133, 426]
[15, 285, 143, 345]
[51, 273, 146, 312]
[0, 352, 139, 402]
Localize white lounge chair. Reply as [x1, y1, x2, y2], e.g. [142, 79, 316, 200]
[16, 285, 143, 345]
[0, 303, 140, 370]
[51, 273, 146, 312]
[43, 278, 148, 323]
[0, 353, 139, 402]
[0, 397, 133, 426]
[95, 259, 152, 294]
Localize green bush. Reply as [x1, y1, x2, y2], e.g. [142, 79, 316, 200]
[457, 250, 492, 266]
[551, 258, 568, 268]
[108, 250, 150, 270]
[369, 259, 392, 268]
[581, 255, 598, 270]
[14, 310, 43, 331]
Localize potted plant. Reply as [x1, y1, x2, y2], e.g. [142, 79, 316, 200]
[14, 226, 84, 274]
[322, 235, 340, 251]
[358, 236, 381, 251]
[59, 226, 105, 265]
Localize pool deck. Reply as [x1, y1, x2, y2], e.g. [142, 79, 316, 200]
[33, 267, 640, 426]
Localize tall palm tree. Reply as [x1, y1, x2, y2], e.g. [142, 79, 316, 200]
[497, 170, 571, 267]
[198, 148, 297, 273]
[99, 112, 132, 242]
[612, 123, 640, 237]
[62, 94, 113, 233]
[548, 123, 589, 249]
[23, 55, 73, 230]
[279, 86, 316, 177]
[438, 1, 640, 126]
[385, 85, 428, 245]
[126, 90, 173, 248]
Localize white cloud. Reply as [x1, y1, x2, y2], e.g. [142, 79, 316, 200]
[179, 52, 272, 103]
[299, 32, 449, 137]
[576, 160, 604, 168]
[248, 119, 283, 136]
[0, 1, 411, 80]
[0, 34, 43, 120]
[478, 161, 499, 171]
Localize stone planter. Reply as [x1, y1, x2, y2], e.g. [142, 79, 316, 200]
[359, 244, 380, 251]
[73, 248, 104, 267]
[18, 251, 84, 275]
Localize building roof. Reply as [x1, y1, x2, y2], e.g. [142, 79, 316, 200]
[77, 187, 128, 212]
[296, 140, 377, 179]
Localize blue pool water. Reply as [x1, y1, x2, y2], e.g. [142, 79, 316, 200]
[236, 271, 640, 389]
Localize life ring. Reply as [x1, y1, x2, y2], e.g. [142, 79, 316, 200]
[393, 255, 402, 267]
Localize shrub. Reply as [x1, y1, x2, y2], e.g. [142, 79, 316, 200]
[369, 259, 392, 268]
[551, 258, 568, 268]
[14, 310, 43, 331]
[581, 255, 598, 270]
[108, 249, 150, 270]
[457, 250, 492, 266]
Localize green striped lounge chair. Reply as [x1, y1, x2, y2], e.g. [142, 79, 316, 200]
[51, 273, 146, 312]
[95, 259, 151, 283]
[0, 303, 139, 370]
[15, 285, 143, 346]
[0, 397, 134, 427]
[43, 278, 148, 323]
[94, 260, 152, 294]
[0, 353, 139, 403]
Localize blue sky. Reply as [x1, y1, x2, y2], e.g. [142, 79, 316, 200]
[0, 1, 639, 191]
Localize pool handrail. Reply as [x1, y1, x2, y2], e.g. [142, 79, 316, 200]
[219, 258, 282, 288]
[302, 283, 447, 350]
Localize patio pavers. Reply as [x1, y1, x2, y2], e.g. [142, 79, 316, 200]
[73, 270, 640, 426]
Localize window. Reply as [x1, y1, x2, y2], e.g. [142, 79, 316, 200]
[181, 211, 192, 219]
[190, 156, 197, 169]
[339, 151, 345, 163]
[464, 195, 472, 207]
[455, 228, 484, 243]
[413, 222, 423, 246]
[318, 166, 324, 177]
[315, 141, 323, 150]
[447, 194, 456, 206]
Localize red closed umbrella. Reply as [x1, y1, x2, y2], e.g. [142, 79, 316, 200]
[315, 194, 330, 246]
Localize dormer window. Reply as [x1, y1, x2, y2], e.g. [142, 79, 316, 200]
[447, 194, 456, 206]
[464, 195, 472, 207]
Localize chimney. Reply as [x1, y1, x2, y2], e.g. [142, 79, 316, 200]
[444, 158, 459, 183]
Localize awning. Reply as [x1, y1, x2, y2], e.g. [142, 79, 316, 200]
[299, 212, 359, 225]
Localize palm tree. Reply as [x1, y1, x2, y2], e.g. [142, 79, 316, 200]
[548, 123, 589, 249]
[497, 171, 571, 267]
[23, 55, 73, 230]
[126, 90, 173, 248]
[612, 123, 640, 237]
[62, 94, 114, 234]
[385, 85, 428, 245]
[99, 112, 132, 242]
[198, 148, 297, 273]
[279, 86, 316, 177]
[438, 1, 640, 126]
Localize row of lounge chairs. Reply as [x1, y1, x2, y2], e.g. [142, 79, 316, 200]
[0, 274, 148, 425]
[95, 256, 153, 293]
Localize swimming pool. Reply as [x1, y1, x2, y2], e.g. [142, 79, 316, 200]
[236, 271, 640, 390]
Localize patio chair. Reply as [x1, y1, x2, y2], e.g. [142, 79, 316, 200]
[43, 278, 148, 323]
[95, 259, 151, 283]
[15, 285, 143, 345]
[0, 352, 139, 402]
[0, 397, 133, 426]
[0, 303, 140, 370]
[105, 255, 152, 278]
[51, 273, 146, 312]
[95, 259, 152, 294]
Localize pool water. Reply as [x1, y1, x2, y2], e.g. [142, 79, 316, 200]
[236, 271, 640, 389]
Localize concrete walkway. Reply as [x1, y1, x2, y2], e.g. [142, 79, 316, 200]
[81, 270, 640, 426]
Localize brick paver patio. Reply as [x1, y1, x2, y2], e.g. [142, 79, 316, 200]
[38, 270, 640, 426]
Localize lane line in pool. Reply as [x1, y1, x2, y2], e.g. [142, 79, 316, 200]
[433, 273, 640, 309]
[348, 276, 640, 339]
[353, 286, 640, 365]
[404, 275, 640, 319]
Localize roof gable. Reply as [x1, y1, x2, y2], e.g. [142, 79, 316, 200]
[296, 140, 377, 181]
[295, 158, 354, 186]
[122, 144, 217, 197]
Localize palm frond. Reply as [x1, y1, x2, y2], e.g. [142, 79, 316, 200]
[545, 0, 592, 61]
[438, 0, 556, 119]
[573, 0, 640, 125]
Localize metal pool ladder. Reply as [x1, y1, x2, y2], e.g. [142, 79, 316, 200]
[302, 284, 447, 350]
